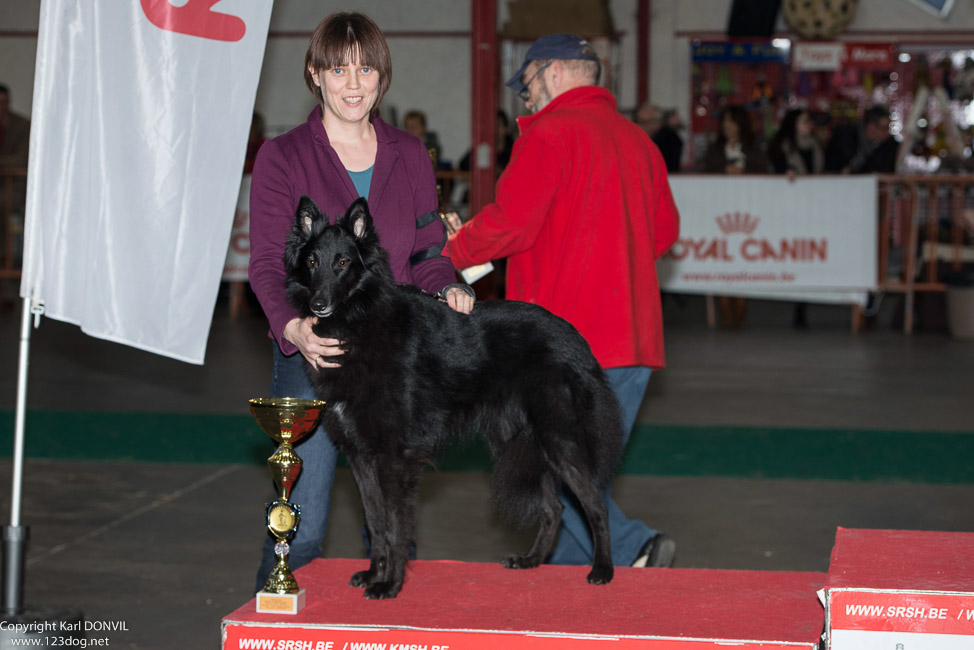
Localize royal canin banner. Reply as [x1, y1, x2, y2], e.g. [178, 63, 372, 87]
[658, 176, 878, 304]
[22, 0, 272, 364]
[792, 42, 896, 71]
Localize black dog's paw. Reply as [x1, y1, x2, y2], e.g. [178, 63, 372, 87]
[349, 570, 373, 588]
[363, 581, 401, 600]
[586, 565, 614, 585]
[501, 554, 541, 570]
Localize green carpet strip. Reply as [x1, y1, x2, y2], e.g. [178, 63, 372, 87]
[0, 410, 971, 483]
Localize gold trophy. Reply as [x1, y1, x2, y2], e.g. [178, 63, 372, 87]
[250, 397, 326, 614]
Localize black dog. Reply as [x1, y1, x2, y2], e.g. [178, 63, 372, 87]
[284, 196, 625, 599]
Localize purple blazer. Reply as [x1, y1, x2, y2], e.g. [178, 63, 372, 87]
[249, 107, 456, 355]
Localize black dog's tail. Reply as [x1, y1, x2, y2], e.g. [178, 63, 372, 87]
[487, 376, 625, 529]
[489, 434, 550, 528]
[589, 378, 627, 485]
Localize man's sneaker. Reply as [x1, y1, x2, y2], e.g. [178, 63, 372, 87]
[632, 533, 676, 568]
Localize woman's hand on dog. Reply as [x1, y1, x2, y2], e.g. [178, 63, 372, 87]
[284, 317, 344, 368]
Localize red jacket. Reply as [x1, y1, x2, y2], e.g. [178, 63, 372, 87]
[448, 86, 679, 368]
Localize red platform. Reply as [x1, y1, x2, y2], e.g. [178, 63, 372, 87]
[824, 527, 974, 649]
[223, 559, 825, 649]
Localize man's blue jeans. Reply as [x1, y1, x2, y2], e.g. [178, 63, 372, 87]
[546, 366, 656, 567]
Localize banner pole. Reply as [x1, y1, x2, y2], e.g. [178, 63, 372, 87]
[0, 298, 85, 644]
[3, 297, 38, 615]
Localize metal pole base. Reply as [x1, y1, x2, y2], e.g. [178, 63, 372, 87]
[0, 606, 85, 649]
[2, 526, 27, 616]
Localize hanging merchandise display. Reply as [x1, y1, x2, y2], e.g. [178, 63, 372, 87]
[689, 41, 790, 165]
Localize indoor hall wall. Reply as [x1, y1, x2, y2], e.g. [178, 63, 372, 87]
[1, 1, 972, 167]
[0, 1, 642, 166]
[262, 0, 643, 165]
[0, 1, 477, 165]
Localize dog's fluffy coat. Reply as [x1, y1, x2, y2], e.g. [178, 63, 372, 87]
[284, 197, 625, 599]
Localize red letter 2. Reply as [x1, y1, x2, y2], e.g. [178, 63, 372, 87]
[141, 0, 246, 42]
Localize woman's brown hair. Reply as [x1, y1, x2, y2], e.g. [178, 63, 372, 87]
[304, 12, 392, 116]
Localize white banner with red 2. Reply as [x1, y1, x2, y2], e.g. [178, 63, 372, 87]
[23, 0, 271, 363]
[658, 176, 878, 305]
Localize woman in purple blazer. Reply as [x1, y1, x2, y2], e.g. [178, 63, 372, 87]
[248, 11, 473, 591]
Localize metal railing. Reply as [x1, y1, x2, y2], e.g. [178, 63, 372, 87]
[876, 174, 974, 333]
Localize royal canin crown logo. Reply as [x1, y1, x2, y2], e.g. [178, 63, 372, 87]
[716, 212, 759, 235]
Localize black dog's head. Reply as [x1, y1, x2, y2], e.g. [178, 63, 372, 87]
[284, 196, 391, 320]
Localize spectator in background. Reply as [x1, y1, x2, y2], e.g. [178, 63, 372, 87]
[493, 109, 516, 170]
[698, 104, 770, 175]
[0, 84, 30, 218]
[457, 109, 517, 297]
[403, 109, 443, 166]
[826, 104, 898, 174]
[698, 104, 769, 328]
[768, 108, 824, 178]
[634, 103, 662, 137]
[768, 108, 826, 329]
[635, 103, 683, 173]
[244, 111, 266, 174]
[459, 109, 515, 173]
[658, 109, 686, 172]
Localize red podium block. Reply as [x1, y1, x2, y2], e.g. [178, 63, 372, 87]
[223, 559, 824, 649]
[824, 527, 974, 649]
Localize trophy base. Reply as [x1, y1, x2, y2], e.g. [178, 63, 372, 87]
[255, 589, 306, 615]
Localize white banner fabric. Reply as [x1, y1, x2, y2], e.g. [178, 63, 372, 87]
[658, 176, 878, 305]
[21, 0, 272, 364]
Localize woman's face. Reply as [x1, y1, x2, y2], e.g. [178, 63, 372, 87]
[721, 113, 740, 142]
[796, 112, 813, 137]
[310, 50, 380, 126]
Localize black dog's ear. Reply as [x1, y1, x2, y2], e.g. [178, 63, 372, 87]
[295, 195, 323, 234]
[343, 197, 373, 240]
[285, 196, 323, 273]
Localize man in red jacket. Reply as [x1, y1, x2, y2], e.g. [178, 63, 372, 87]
[446, 34, 680, 569]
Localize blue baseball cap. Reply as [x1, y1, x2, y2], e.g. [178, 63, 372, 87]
[506, 34, 600, 94]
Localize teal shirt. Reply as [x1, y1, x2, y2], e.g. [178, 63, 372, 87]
[347, 166, 374, 200]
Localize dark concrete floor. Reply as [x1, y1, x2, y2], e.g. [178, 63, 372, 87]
[0, 291, 972, 648]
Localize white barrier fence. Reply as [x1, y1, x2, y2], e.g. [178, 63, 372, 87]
[659, 175, 878, 306]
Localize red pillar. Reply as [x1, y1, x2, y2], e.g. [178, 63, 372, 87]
[470, 0, 497, 215]
[637, 0, 650, 108]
